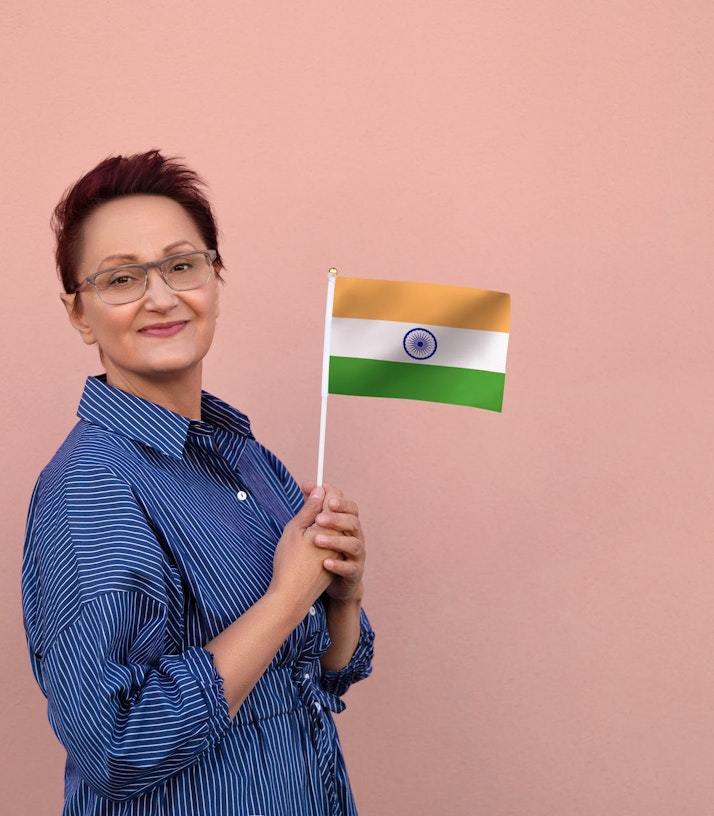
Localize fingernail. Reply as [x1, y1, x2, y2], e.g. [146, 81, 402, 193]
[310, 487, 324, 499]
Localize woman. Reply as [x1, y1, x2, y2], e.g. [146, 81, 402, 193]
[22, 150, 374, 816]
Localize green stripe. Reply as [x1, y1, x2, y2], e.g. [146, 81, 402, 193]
[328, 356, 505, 412]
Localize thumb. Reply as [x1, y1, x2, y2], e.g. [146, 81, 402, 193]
[300, 480, 318, 499]
[293, 486, 325, 530]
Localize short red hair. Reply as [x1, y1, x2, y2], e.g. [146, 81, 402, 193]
[52, 150, 223, 293]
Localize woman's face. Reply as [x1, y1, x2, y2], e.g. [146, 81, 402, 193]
[62, 194, 220, 405]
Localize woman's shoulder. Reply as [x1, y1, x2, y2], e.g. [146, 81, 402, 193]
[25, 420, 177, 611]
[37, 418, 140, 489]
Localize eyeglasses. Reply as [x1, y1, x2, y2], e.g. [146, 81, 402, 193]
[74, 249, 218, 305]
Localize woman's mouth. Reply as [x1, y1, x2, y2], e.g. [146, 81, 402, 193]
[138, 321, 188, 338]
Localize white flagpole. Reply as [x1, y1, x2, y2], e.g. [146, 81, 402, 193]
[316, 268, 338, 486]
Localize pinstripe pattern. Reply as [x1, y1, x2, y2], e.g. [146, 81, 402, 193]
[22, 376, 374, 815]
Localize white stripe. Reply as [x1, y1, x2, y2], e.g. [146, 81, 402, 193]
[330, 317, 509, 373]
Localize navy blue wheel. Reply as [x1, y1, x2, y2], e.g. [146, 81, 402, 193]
[403, 327, 437, 360]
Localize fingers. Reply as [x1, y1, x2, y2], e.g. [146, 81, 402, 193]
[300, 481, 360, 534]
[301, 481, 317, 502]
[292, 486, 325, 531]
[299, 481, 365, 591]
[319, 489, 359, 532]
[301, 482, 352, 512]
[301, 480, 339, 500]
[313, 532, 362, 558]
[320, 534, 365, 597]
[323, 484, 359, 521]
[316, 511, 361, 538]
[322, 555, 363, 582]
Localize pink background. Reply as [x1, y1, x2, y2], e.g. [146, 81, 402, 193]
[2, 2, 713, 813]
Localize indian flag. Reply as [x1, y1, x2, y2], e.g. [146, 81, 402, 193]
[328, 277, 511, 412]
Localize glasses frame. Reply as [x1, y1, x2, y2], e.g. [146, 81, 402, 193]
[74, 249, 218, 305]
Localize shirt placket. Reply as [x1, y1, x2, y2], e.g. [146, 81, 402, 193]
[188, 422, 345, 813]
[187, 423, 253, 506]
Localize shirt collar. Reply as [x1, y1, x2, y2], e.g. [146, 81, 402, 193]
[77, 375, 254, 459]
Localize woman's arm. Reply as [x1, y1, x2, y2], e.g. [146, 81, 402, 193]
[321, 595, 363, 671]
[205, 486, 339, 717]
[210, 482, 371, 707]
[25, 471, 365, 798]
[207, 482, 369, 711]
[24, 464, 236, 801]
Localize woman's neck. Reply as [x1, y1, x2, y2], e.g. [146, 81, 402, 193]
[105, 364, 204, 419]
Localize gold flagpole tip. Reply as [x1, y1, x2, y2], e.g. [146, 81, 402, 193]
[328, 267, 338, 278]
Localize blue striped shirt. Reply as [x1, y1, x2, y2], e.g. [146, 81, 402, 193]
[22, 376, 374, 816]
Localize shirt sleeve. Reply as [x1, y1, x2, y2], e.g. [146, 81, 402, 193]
[319, 608, 375, 698]
[42, 594, 230, 800]
[23, 463, 232, 801]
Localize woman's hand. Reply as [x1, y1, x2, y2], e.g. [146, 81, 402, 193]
[301, 481, 366, 605]
[268, 486, 343, 619]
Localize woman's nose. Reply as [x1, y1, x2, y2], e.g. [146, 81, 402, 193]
[143, 267, 179, 309]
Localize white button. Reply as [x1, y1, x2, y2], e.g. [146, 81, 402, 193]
[304, 673, 310, 680]
[309, 605, 316, 616]
[236, 490, 248, 501]
[314, 702, 322, 712]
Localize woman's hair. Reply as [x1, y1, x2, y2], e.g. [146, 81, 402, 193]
[52, 149, 223, 293]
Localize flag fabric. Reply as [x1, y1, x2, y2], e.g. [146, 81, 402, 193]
[328, 277, 511, 412]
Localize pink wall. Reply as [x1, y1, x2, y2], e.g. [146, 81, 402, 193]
[3, 2, 713, 813]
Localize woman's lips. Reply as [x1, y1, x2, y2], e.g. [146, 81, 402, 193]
[138, 321, 188, 338]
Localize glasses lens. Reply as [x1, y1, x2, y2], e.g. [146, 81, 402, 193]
[94, 266, 146, 305]
[161, 252, 212, 291]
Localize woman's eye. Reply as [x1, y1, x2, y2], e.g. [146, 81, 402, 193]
[170, 260, 192, 274]
[107, 269, 142, 287]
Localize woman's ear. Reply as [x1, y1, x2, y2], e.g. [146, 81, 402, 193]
[59, 292, 97, 346]
[213, 262, 224, 319]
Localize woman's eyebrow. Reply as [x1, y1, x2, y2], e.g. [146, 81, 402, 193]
[97, 242, 198, 267]
[97, 253, 138, 266]
[163, 240, 198, 254]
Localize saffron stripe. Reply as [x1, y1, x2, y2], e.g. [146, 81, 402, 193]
[329, 356, 506, 412]
[333, 277, 511, 332]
